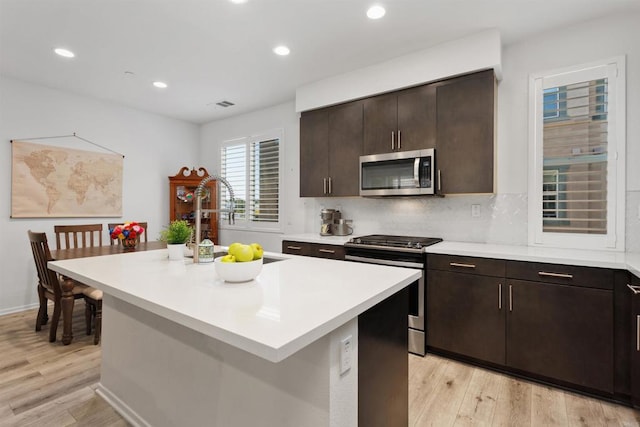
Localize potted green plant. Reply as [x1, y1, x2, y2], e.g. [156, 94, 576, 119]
[160, 220, 192, 260]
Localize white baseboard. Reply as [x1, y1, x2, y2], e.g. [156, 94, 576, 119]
[0, 302, 40, 317]
[96, 383, 151, 427]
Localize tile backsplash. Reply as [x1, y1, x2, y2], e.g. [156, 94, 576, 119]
[303, 191, 638, 252]
[304, 193, 529, 245]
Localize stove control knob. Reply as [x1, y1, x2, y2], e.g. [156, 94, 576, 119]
[415, 243, 423, 249]
[353, 238, 361, 244]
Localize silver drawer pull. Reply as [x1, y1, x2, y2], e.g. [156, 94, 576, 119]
[628, 284, 640, 295]
[318, 249, 335, 254]
[450, 262, 476, 269]
[287, 246, 302, 250]
[538, 271, 573, 279]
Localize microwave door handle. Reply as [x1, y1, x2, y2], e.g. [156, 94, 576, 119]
[414, 158, 420, 187]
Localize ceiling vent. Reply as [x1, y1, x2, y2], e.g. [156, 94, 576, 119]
[215, 100, 235, 107]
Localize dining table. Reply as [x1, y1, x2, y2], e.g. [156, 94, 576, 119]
[49, 240, 167, 344]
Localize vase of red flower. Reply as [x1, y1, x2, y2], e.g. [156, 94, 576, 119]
[110, 222, 145, 251]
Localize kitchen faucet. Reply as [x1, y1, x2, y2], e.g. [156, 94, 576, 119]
[193, 174, 235, 263]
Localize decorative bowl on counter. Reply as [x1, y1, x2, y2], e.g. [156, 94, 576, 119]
[214, 257, 263, 283]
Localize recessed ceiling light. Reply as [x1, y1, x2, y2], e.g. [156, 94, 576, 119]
[229, 0, 248, 3]
[153, 81, 168, 89]
[366, 5, 386, 19]
[54, 48, 75, 58]
[273, 45, 290, 56]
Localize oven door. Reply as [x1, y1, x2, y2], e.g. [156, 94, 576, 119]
[345, 252, 426, 355]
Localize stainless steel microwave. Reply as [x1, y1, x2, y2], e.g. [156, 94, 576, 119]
[360, 148, 435, 196]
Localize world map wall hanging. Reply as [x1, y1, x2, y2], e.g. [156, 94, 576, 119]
[11, 140, 123, 218]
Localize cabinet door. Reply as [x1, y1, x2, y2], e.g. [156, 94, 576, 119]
[300, 109, 330, 197]
[507, 279, 613, 393]
[436, 70, 495, 194]
[630, 274, 640, 406]
[396, 84, 436, 152]
[363, 92, 397, 155]
[328, 101, 363, 197]
[427, 269, 506, 365]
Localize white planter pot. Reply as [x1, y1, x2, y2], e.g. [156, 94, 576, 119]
[167, 243, 185, 261]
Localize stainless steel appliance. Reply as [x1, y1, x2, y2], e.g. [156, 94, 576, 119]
[344, 234, 442, 356]
[320, 209, 353, 236]
[360, 148, 435, 197]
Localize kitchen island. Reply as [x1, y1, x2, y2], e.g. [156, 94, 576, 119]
[49, 248, 419, 427]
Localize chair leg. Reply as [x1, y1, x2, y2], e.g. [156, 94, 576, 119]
[85, 301, 92, 335]
[49, 302, 61, 343]
[35, 284, 48, 331]
[94, 301, 102, 345]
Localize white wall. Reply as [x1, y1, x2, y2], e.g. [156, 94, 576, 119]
[0, 76, 199, 314]
[200, 12, 640, 252]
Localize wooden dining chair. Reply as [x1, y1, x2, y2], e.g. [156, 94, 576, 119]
[108, 222, 148, 245]
[28, 230, 92, 343]
[54, 224, 103, 250]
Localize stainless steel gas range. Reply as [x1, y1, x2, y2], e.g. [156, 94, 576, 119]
[344, 234, 442, 356]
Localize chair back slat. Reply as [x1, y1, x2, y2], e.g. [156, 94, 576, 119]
[54, 224, 103, 250]
[108, 222, 148, 246]
[28, 230, 62, 298]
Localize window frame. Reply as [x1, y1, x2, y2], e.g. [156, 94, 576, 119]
[528, 56, 626, 251]
[219, 129, 284, 233]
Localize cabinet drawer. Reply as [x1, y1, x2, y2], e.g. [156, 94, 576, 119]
[282, 240, 311, 256]
[310, 244, 345, 260]
[506, 261, 613, 290]
[427, 254, 505, 277]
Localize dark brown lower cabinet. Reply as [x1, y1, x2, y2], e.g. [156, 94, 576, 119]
[427, 254, 616, 397]
[281, 240, 345, 260]
[629, 273, 640, 406]
[506, 279, 614, 393]
[427, 269, 505, 365]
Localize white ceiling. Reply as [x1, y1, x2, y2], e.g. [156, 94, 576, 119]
[1, 0, 639, 124]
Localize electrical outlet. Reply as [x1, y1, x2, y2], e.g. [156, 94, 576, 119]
[340, 335, 352, 374]
[471, 204, 481, 218]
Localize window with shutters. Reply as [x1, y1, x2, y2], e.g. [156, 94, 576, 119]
[529, 57, 626, 250]
[220, 129, 282, 230]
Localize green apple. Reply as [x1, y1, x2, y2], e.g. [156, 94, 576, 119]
[234, 244, 254, 262]
[250, 243, 263, 260]
[228, 242, 243, 257]
[220, 254, 236, 263]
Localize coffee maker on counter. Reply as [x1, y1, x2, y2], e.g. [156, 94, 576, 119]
[320, 208, 353, 236]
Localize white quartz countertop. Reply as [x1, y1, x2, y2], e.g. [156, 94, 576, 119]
[425, 241, 640, 276]
[282, 233, 353, 245]
[48, 248, 420, 363]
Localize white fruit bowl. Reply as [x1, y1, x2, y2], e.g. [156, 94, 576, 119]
[214, 257, 263, 282]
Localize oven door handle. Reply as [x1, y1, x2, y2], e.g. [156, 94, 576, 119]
[345, 255, 423, 269]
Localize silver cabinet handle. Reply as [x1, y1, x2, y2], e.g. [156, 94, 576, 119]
[323, 178, 327, 195]
[637, 315, 640, 352]
[438, 170, 442, 192]
[391, 131, 395, 151]
[286, 245, 302, 250]
[328, 177, 332, 194]
[398, 130, 401, 150]
[318, 249, 336, 254]
[628, 284, 640, 294]
[509, 285, 513, 312]
[538, 271, 573, 279]
[498, 283, 502, 310]
[450, 262, 476, 269]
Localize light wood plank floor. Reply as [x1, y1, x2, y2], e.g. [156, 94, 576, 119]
[1, 306, 639, 426]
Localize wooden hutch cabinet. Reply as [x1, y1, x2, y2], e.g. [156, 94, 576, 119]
[168, 167, 218, 243]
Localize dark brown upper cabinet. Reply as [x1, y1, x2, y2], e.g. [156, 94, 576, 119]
[435, 69, 496, 194]
[363, 84, 436, 155]
[300, 100, 363, 197]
